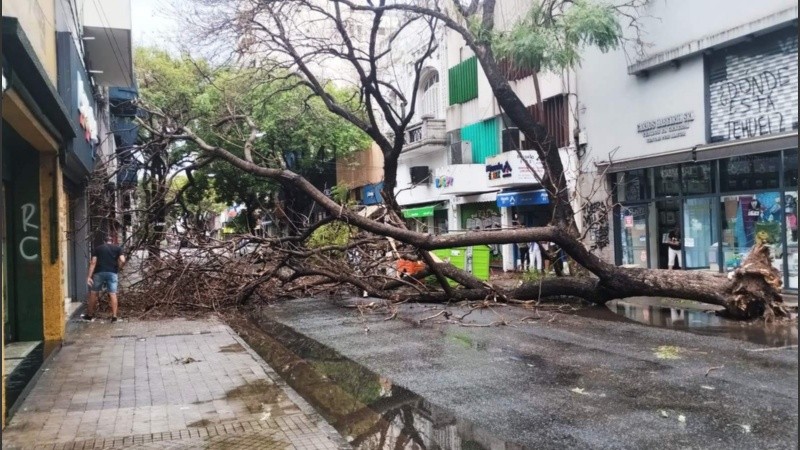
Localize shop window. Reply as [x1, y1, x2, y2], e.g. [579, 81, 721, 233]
[434, 209, 449, 235]
[405, 217, 429, 234]
[720, 192, 782, 272]
[681, 162, 714, 195]
[620, 204, 649, 268]
[786, 191, 798, 289]
[617, 169, 649, 202]
[720, 152, 780, 192]
[785, 149, 798, 187]
[654, 165, 680, 197]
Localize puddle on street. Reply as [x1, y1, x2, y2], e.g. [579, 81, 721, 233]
[228, 313, 527, 450]
[578, 300, 799, 347]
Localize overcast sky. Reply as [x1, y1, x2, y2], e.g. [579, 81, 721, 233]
[131, 0, 180, 50]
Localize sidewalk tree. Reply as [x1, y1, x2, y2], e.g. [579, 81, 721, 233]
[130, 0, 788, 320]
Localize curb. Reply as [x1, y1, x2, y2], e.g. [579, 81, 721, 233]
[222, 320, 352, 449]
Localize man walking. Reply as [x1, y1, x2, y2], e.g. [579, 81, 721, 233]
[83, 235, 126, 322]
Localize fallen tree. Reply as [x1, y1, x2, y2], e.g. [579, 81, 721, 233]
[125, 0, 791, 321]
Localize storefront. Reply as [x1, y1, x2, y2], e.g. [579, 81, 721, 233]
[402, 203, 449, 235]
[612, 25, 798, 290]
[614, 148, 797, 288]
[497, 190, 550, 270]
[484, 150, 549, 270]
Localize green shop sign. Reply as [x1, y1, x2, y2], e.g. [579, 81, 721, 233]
[402, 205, 435, 218]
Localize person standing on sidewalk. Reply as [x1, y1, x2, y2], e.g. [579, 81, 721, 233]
[516, 241, 530, 272]
[83, 235, 126, 322]
[529, 241, 542, 273]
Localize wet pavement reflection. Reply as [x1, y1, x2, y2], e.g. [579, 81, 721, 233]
[593, 300, 798, 347]
[229, 313, 527, 450]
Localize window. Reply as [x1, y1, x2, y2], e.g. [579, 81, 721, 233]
[785, 149, 797, 187]
[620, 205, 649, 268]
[720, 152, 780, 192]
[786, 191, 798, 289]
[681, 162, 714, 195]
[420, 72, 440, 118]
[448, 57, 478, 105]
[720, 191, 782, 271]
[654, 165, 680, 197]
[616, 169, 649, 202]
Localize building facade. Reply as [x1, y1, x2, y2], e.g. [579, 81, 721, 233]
[394, 0, 579, 271]
[576, 1, 798, 289]
[1, 0, 134, 423]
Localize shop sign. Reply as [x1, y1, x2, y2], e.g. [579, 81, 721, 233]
[486, 161, 512, 180]
[485, 150, 544, 188]
[434, 175, 454, 189]
[496, 190, 549, 208]
[636, 112, 694, 143]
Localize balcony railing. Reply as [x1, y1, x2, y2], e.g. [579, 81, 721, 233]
[402, 118, 447, 154]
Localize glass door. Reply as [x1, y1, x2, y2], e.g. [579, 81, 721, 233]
[683, 198, 718, 270]
[620, 204, 649, 268]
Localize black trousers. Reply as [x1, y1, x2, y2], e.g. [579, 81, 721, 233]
[519, 247, 530, 269]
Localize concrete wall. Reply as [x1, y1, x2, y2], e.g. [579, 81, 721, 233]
[2, 0, 58, 84]
[396, 150, 449, 206]
[577, 51, 707, 163]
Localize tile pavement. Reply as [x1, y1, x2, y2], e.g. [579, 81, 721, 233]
[2, 317, 349, 450]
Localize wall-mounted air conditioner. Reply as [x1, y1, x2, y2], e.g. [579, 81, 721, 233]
[410, 166, 430, 184]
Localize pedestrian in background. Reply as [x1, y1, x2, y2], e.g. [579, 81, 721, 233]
[516, 241, 530, 272]
[83, 234, 126, 323]
[529, 241, 542, 273]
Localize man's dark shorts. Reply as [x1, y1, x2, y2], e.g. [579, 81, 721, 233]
[92, 272, 119, 293]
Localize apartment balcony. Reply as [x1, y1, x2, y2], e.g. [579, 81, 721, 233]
[402, 118, 447, 155]
[432, 164, 496, 196]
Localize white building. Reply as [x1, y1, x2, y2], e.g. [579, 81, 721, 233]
[576, 1, 797, 289]
[395, 0, 579, 271]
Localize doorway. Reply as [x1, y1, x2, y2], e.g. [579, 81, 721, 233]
[656, 199, 682, 269]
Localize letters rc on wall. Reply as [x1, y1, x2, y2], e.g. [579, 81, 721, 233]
[19, 203, 40, 261]
[708, 28, 798, 142]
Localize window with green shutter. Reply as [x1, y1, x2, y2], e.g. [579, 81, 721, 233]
[448, 57, 478, 105]
[461, 118, 499, 164]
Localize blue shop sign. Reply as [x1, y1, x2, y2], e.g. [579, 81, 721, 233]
[362, 182, 384, 205]
[496, 190, 549, 207]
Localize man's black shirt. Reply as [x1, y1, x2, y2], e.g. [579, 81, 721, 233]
[93, 244, 123, 273]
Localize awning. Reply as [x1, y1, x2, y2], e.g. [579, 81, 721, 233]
[402, 205, 435, 218]
[496, 190, 549, 207]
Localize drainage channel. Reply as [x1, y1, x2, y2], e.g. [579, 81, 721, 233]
[227, 312, 528, 450]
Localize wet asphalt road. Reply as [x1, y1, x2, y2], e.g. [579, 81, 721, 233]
[257, 298, 798, 449]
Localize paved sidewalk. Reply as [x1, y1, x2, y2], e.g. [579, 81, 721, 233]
[2, 317, 348, 450]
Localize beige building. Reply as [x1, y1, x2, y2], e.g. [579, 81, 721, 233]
[2, 0, 134, 424]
